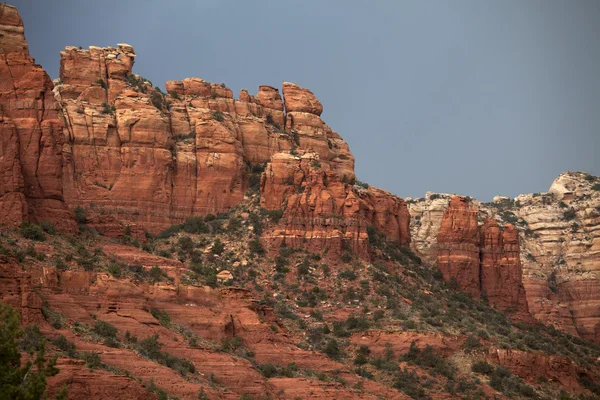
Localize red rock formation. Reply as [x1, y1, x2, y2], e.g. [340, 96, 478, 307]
[52, 39, 401, 250]
[488, 348, 584, 393]
[437, 196, 481, 297]
[0, 4, 75, 231]
[480, 220, 529, 316]
[437, 197, 531, 317]
[260, 152, 410, 258]
[256, 85, 285, 127]
[0, 3, 411, 259]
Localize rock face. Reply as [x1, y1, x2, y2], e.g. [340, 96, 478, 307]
[411, 172, 600, 340]
[0, 4, 75, 231]
[53, 42, 387, 245]
[480, 219, 529, 316]
[260, 152, 410, 258]
[436, 197, 481, 297]
[0, 3, 409, 256]
[48, 36, 405, 252]
[513, 172, 600, 342]
[436, 196, 530, 316]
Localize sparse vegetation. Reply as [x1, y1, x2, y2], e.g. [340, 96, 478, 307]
[101, 102, 116, 114]
[562, 208, 577, 221]
[212, 111, 225, 122]
[19, 222, 46, 241]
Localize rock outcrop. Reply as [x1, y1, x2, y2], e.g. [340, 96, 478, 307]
[411, 172, 600, 339]
[260, 152, 410, 258]
[436, 196, 530, 316]
[0, 4, 75, 231]
[480, 219, 529, 317]
[49, 37, 406, 253]
[513, 172, 600, 341]
[0, 3, 410, 258]
[436, 197, 481, 297]
[53, 41, 392, 249]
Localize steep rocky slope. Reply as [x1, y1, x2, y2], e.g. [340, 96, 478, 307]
[408, 172, 600, 342]
[3, 192, 600, 399]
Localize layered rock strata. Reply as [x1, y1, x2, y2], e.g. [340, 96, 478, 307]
[51, 37, 409, 251]
[436, 196, 530, 316]
[0, 4, 75, 231]
[0, 3, 410, 255]
[260, 152, 410, 258]
[410, 172, 600, 340]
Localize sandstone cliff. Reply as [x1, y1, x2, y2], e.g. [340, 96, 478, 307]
[0, 4, 75, 232]
[435, 196, 530, 317]
[410, 172, 600, 340]
[52, 39, 408, 253]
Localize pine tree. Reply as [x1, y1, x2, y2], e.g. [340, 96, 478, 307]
[0, 302, 64, 400]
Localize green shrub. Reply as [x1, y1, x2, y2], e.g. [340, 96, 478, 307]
[562, 209, 577, 221]
[211, 239, 225, 255]
[82, 351, 102, 369]
[346, 315, 370, 332]
[157, 224, 182, 238]
[19, 222, 45, 241]
[54, 335, 78, 357]
[20, 325, 45, 354]
[592, 183, 600, 191]
[471, 360, 493, 375]
[101, 102, 116, 114]
[74, 206, 87, 224]
[139, 335, 162, 358]
[339, 269, 357, 280]
[259, 363, 277, 378]
[138, 334, 195, 376]
[249, 239, 265, 255]
[93, 320, 118, 338]
[340, 250, 353, 263]
[107, 261, 122, 277]
[183, 216, 209, 234]
[220, 336, 243, 352]
[149, 266, 168, 282]
[393, 368, 425, 398]
[355, 180, 369, 189]
[263, 209, 283, 223]
[178, 236, 195, 253]
[402, 341, 455, 379]
[150, 92, 164, 109]
[227, 216, 242, 233]
[40, 221, 56, 235]
[323, 338, 342, 360]
[150, 308, 171, 327]
[354, 345, 371, 365]
[212, 111, 225, 122]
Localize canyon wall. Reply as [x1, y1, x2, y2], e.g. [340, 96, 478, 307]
[0, 3, 410, 255]
[0, 4, 75, 232]
[409, 172, 600, 341]
[435, 196, 530, 317]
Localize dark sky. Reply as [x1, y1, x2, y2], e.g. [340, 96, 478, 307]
[9, 0, 600, 200]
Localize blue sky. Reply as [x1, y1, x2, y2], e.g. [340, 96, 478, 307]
[11, 0, 600, 200]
